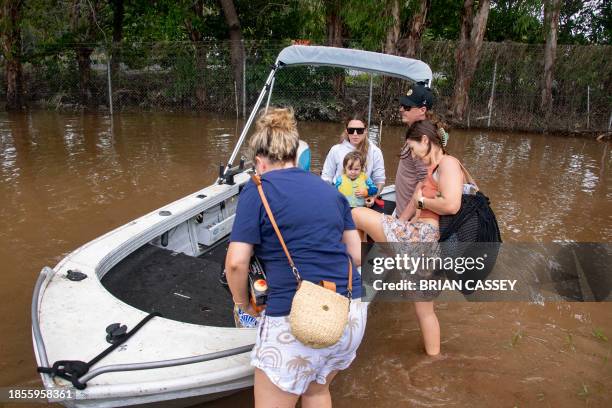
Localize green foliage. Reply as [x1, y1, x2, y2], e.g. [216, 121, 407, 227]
[559, 0, 611, 45]
[342, 0, 391, 51]
[486, 0, 542, 43]
[425, 0, 464, 40]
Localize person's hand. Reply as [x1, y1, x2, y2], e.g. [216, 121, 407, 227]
[413, 188, 423, 207]
[365, 197, 375, 207]
[354, 188, 368, 198]
[241, 302, 261, 317]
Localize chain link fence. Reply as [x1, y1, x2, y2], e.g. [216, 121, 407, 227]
[1, 40, 610, 133]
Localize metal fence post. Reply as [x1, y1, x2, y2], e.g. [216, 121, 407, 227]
[242, 39, 246, 118]
[234, 80, 239, 119]
[487, 57, 498, 128]
[587, 85, 590, 129]
[367, 74, 373, 129]
[106, 48, 113, 116]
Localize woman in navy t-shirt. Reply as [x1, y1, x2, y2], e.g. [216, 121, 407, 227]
[225, 107, 367, 407]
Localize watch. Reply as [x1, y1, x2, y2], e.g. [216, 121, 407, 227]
[417, 197, 425, 210]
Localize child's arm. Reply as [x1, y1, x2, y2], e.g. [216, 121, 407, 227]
[365, 177, 378, 197]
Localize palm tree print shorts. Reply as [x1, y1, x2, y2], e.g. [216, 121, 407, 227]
[250, 299, 368, 395]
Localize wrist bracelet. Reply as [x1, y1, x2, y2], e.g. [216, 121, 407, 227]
[233, 297, 249, 306]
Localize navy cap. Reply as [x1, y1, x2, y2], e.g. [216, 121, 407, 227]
[399, 82, 434, 110]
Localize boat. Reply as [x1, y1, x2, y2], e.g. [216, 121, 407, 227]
[32, 45, 433, 407]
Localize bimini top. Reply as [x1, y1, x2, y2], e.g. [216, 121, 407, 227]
[276, 45, 432, 85]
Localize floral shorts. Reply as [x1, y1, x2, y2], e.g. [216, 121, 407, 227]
[381, 215, 440, 243]
[250, 300, 368, 395]
[381, 216, 442, 300]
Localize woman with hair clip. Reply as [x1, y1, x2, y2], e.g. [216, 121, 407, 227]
[321, 113, 385, 207]
[352, 119, 462, 356]
[396, 82, 450, 222]
[225, 107, 367, 408]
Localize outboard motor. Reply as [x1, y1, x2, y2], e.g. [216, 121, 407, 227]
[296, 140, 311, 172]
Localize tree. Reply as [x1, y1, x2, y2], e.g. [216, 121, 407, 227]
[324, 0, 343, 47]
[450, 0, 491, 120]
[1, 0, 24, 110]
[69, 0, 106, 107]
[219, 0, 245, 113]
[485, 0, 541, 43]
[109, 0, 124, 75]
[183, 1, 218, 105]
[541, 0, 561, 116]
[323, 0, 346, 95]
[384, 0, 400, 54]
[398, 0, 431, 58]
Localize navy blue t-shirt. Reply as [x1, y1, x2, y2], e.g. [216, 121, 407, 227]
[230, 167, 362, 317]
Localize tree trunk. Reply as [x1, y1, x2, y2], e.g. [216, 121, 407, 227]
[110, 0, 124, 76]
[76, 46, 93, 106]
[325, 0, 343, 48]
[185, 1, 207, 106]
[1, 0, 24, 111]
[219, 0, 245, 114]
[541, 0, 561, 116]
[70, 0, 98, 107]
[324, 0, 344, 96]
[399, 0, 430, 59]
[450, 0, 491, 120]
[384, 0, 400, 55]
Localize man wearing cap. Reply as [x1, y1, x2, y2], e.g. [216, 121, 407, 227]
[395, 82, 434, 222]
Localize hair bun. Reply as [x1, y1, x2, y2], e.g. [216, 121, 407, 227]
[257, 108, 296, 132]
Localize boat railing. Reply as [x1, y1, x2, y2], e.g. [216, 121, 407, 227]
[32, 267, 254, 389]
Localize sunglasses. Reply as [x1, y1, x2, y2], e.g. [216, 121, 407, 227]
[400, 104, 414, 111]
[346, 127, 366, 135]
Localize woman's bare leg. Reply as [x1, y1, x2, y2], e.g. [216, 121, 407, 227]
[301, 371, 338, 408]
[414, 301, 440, 356]
[254, 368, 299, 408]
[351, 207, 387, 242]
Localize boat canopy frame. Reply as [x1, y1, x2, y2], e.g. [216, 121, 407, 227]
[219, 45, 433, 182]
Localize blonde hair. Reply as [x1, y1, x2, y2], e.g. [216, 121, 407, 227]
[249, 107, 299, 163]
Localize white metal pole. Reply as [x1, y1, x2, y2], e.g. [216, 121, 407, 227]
[107, 50, 113, 116]
[242, 39, 246, 118]
[587, 85, 590, 130]
[367, 74, 373, 129]
[221, 66, 278, 180]
[234, 81, 239, 119]
[487, 58, 497, 128]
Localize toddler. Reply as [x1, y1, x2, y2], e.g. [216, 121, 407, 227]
[335, 151, 378, 207]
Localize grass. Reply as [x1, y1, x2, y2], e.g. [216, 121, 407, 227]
[577, 384, 589, 400]
[591, 328, 608, 342]
[566, 331, 576, 352]
[510, 329, 523, 348]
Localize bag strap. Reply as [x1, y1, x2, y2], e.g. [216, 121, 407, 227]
[433, 157, 478, 191]
[251, 174, 352, 297]
[457, 161, 479, 191]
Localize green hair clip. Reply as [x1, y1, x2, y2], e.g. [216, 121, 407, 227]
[438, 127, 449, 147]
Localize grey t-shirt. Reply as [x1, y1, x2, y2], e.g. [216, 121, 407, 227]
[394, 151, 428, 217]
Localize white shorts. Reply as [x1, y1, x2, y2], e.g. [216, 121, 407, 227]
[250, 300, 368, 395]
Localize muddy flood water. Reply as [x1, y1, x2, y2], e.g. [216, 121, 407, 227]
[1, 111, 611, 407]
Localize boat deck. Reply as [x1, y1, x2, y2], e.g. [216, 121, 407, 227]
[102, 241, 235, 327]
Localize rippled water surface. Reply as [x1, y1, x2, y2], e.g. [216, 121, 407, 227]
[1, 111, 610, 407]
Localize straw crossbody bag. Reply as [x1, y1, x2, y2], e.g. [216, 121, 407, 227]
[252, 174, 353, 349]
